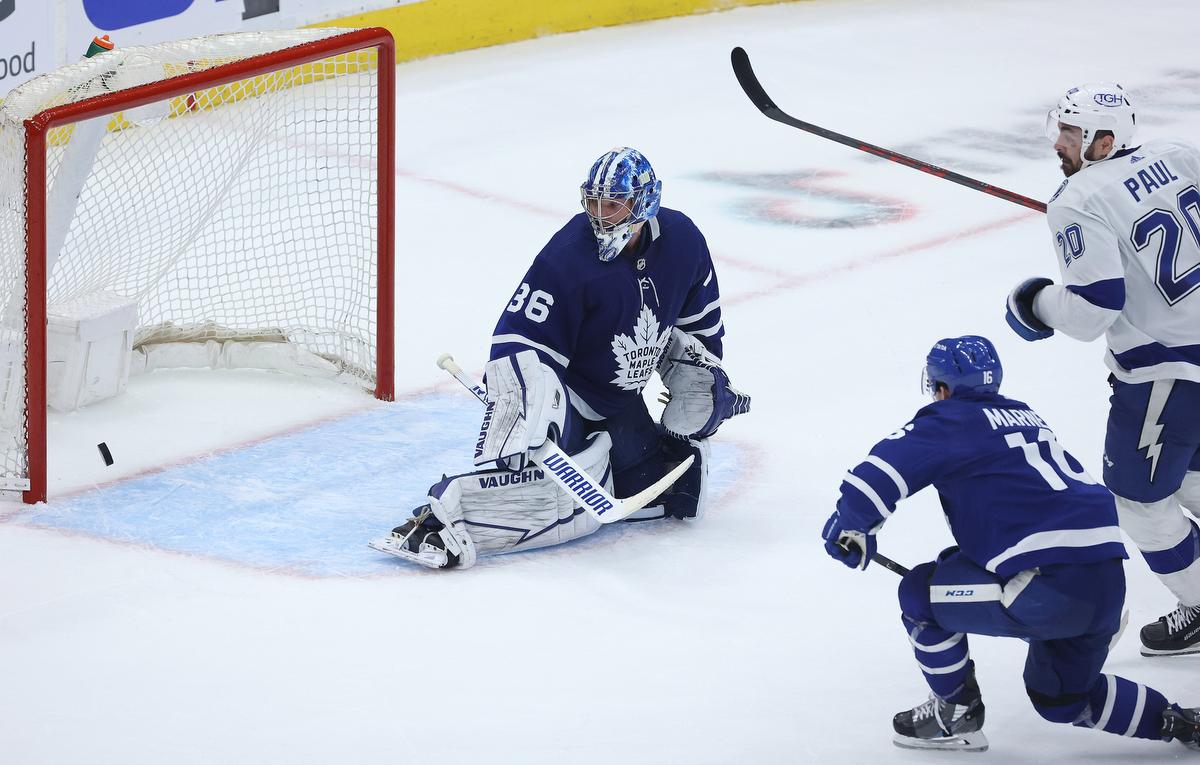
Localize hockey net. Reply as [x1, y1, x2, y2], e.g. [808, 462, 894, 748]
[0, 28, 395, 502]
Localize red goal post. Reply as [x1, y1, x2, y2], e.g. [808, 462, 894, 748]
[1, 28, 395, 503]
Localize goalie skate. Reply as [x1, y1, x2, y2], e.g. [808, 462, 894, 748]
[367, 507, 461, 570]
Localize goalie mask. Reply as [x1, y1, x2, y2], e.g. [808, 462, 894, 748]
[1045, 83, 1136, 169]
[581, 147, 662, 262]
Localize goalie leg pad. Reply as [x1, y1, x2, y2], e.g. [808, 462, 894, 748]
[432, 431, 613, 558]
[474, 350, 568, 471]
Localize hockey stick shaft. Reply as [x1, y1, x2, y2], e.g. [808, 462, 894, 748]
[436, 353, 488, 404]
[871, 552, 909, 577]
[836, 537, 910, 576]
[435, 354, 693, 523]
[730, 47, 1047, 214]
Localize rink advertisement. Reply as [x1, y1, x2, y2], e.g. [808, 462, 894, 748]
[1, 1, 401, 97]
[312, 0, 798, 62]
[0, 0, 54, 94]
[69, 0, 403, 42]
[3, 0, 790, 96]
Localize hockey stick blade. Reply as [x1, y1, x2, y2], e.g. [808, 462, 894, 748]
[730, 47, 1047, 214]
[436, 354, 693, 523]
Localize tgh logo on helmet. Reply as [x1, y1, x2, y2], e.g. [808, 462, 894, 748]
[0, 0, 15, 23]
[1094, 92, 1123, 107]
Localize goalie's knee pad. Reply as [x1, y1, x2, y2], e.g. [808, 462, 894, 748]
[427, 431, 613, 562]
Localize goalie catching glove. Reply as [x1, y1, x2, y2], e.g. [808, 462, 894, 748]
[657, 328, 750, 440]
[475, 350, 568, 471]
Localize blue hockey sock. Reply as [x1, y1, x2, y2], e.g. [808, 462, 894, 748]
[1076, 674, 1170, 740]
[904, 614, 972, 700]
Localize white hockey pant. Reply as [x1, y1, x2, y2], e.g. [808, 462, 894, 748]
[430, 432, 612, 562]
[1114, 470, 1200, 606]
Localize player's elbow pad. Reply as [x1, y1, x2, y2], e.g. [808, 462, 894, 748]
[1033, 284, 1121, 342]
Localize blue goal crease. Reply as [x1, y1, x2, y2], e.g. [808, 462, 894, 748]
[6, 394, 743, 577]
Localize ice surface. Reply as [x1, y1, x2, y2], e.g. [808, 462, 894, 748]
[2, 0, 1199, 762]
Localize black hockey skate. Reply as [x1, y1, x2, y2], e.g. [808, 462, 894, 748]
[893, 670, 988, 752]
[1161, 706, 1200, 750]
[1140, 602, 1200, 656]
[368, 506, 461, 569]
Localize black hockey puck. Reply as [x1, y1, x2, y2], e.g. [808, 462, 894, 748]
[97, 442, 113, 466]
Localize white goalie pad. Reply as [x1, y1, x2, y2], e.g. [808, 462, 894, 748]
[437, 431, 613, 560]
[474, 350, 567, 469]
[657, 328, 750, 440]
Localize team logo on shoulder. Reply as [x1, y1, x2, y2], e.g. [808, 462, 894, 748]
[610, 305, 671, 391]
[1048, 179, 1069, 204]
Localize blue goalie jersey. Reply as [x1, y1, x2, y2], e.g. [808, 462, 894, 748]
[836, 391, 1126, 577]
[491, 208, 723, 419]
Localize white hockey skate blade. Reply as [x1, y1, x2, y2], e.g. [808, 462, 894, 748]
[367, 535, 448, 569]
[1139, 644, 1200, 657]
[892, 730, 989, 752]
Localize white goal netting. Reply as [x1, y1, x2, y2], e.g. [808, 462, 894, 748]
[0, 28, 390, 495]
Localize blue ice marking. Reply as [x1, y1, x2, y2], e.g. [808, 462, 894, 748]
[9, 394, 742, 576]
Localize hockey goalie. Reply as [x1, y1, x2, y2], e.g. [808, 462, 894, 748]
[370, 148, 749, 569]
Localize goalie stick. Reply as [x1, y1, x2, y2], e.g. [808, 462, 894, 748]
[730, 47, 1047, 214]
[436, 354, 694, 524]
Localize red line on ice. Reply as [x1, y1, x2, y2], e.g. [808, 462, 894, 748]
[721, 211, 1037, 307]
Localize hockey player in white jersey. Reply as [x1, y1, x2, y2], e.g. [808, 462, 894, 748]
[1006, 84, 1200, 656]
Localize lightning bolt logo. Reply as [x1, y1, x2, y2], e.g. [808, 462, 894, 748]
[1138, 380, 1174, 483]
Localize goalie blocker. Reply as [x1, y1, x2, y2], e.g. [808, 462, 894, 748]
[371, 336, 749, 569]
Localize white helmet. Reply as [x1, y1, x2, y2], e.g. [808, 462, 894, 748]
[1045, 83, 1136, 168]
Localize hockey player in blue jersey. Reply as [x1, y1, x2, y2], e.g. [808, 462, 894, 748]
[374, 147, 749, 569]
[821, 336, 1200, 752]
[1005, 84, 1200, 656]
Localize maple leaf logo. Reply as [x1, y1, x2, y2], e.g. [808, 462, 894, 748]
[610, 305, 671, 391]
